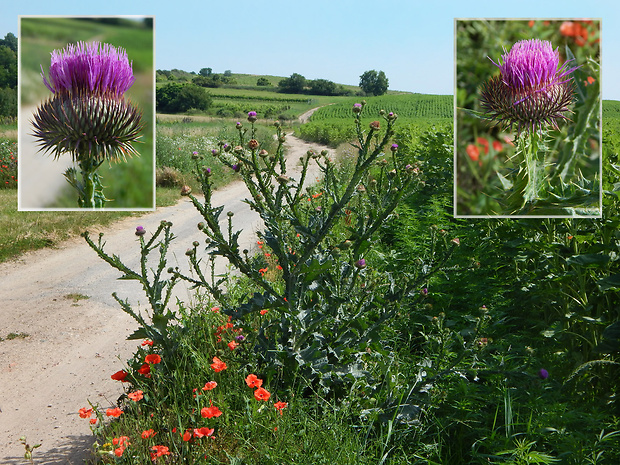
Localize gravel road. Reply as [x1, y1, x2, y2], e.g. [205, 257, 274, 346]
[0, 124, 329, 463]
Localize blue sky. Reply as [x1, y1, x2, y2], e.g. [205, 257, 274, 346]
[2, 0, 618, 99]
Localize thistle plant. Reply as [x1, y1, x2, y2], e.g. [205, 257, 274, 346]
[32, 41, 144, 208]
[479, 39, 579, 214]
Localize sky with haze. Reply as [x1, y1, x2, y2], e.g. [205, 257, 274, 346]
[1, 0, 618, 99]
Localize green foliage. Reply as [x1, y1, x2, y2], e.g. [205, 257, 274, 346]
[157, 83, 213, 113]
[256, 77, 272, 86]
[278, 72, 307, 93]
[359, 70, 389, 96]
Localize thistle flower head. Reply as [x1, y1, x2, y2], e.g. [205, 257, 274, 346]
[32, 41, 143, 163]
[480, 39, 579, 134]
[41, 41, 135, 98]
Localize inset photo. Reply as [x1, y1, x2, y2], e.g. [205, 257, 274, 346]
[18, 16, 155, 210]
[455, 19, 601, 217]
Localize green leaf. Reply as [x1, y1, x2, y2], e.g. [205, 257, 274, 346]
[566, 253, 610, 267]
[598, 274, 620, 291]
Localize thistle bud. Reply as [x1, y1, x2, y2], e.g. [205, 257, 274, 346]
[180, 185, 191, 196]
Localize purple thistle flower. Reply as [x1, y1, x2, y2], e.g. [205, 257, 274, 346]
[32, 41, 143, 163]
[355, 258, 367, 269]
[41, 41, 135, 98]
[248, 111, 257, 123]
[480, 39, 579, 134]
[135, 225, 146, 236]
[538, 368, 549, 379]
[353, 103, 363, 114]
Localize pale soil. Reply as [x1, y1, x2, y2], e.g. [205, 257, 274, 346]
[0, 124, 328, 464]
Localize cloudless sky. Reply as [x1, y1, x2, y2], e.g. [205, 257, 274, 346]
[1, 0, 618, 99]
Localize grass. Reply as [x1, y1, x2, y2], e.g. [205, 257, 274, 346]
[0, 187, 179, 263]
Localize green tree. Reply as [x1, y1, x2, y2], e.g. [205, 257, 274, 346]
[199, 67, 212, 77]
[309, 78, 337, 96]
[278, 73, 306, 93]
[256, 77, 272, 86]
[359, 69, 389, 96]
[0, 45, 17, 89]
[156, 83, 211, 113]
[0, 33, 17, 53]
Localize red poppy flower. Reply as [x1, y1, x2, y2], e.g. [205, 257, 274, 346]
[254, 387, 271, 401]
[274, 401, 288, 414]
[106, 407, 123, 417]
[128, 390, 144, 401]
[89, 418, 97, 425]
[210, 357, 227, 372]
[138, 363, 151, 376]
[492, 140, 503, 152]
[193, 427, 214, 438]
[141, 429, 157, 439]
[145, 354, 161, 364]
[111, 370, 128, 382]
[245, 374, 263, 388]
[113, 436, 130, 447]
[201, 405, 223, 418]
[141, 339, 153, 346]
[202, 381, 218, 391]
[260, 309, 268, 315]
[183, 430, 192, 442]
[150, 445, 170, 459]
[227, 341, 239, 350]
[466, 144, 480, 162]
[79, 407, 93, 418]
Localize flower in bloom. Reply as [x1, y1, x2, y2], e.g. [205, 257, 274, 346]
[492, 140, 503, 152]
[353, 103, 363, 113]
[127, 390, 144, 401]
[106, 407, 123, 417]
[202, 381, 218, 391]
[135, 226, 146, 237]
[200, 405, 223, 419]
[111, 370, 128, 382]
[245, 374, 263, 388]
[248, 110, 258, 122]
[138, 363, 151, 376]
[79, 407, 93, 418]
[227, 340, 239, 350]
[145, 354, 162, 364]
[274, 401, 288, 415]
[466, 144, 480, 162]
[480, 39, 579, 134]
[355, 258, 367, 269]
[150, 445, 170, 460]
[210, 357, 227, 372]
[89, 418, 97, 425]
[260, 309, 268, 315]
[254, 387, 271, 401]
[33, 41, 143, 163]
[142, 339, 154, 346]
[538, 368, 549, 379]
[141, 429, 157, 439]
[113, 436, 130, 447]
[183, 430, 192, 442]
[193, 427, 214, 438]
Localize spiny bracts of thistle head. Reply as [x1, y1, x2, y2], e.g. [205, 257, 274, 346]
[479, 39, 579, 135]
[32, 41, 143, 163]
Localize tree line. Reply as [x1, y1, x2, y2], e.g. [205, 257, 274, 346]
[0, 32, 17, 118]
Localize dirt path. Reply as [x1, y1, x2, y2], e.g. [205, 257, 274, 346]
[0, 128, 329, 464]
